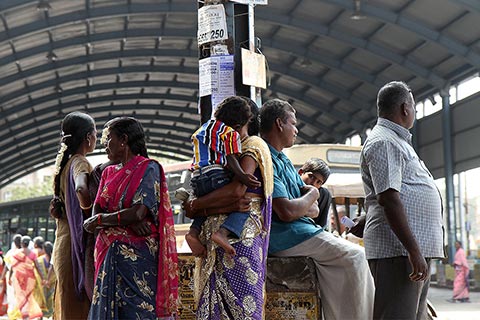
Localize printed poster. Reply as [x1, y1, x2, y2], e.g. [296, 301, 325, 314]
[198, 55, 235, 113]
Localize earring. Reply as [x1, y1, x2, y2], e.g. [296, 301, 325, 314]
[88, 140, 91, 147]
[121, 143, 124, 147]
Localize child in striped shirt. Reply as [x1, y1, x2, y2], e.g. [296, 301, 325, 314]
[183, 96, 260, 257]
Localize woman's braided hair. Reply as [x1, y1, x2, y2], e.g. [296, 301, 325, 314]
[53, 112, 95, 197]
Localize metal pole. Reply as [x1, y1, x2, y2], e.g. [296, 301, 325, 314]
[248, 3, 255, 101]
[458, 172, 468, 253]
[441, 89, 456, 263]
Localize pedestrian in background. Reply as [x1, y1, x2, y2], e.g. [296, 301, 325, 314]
[8, 236, 42, 319]
[0, 248, 7, 316]
[34, 241, 56, 318]
[448, 240, 470, 303]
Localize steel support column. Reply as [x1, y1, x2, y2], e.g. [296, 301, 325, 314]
[441, 89, 456, 263]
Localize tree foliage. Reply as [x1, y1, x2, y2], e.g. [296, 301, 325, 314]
[0, 176, 52, 203]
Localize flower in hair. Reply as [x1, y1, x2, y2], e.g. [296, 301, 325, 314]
[100, 127, 109, 145]
[53, 142, 68, 176]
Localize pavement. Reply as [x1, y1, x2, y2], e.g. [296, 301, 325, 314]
[0, 286, 476, 320]
[428, 286, 480, 320]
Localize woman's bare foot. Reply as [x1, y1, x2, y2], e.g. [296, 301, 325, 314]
[185, 230, 206, 257]
[212, 228, 236, 256]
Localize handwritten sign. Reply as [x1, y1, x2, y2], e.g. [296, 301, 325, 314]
[241, 48, 267, 89]
[198, 4, 228, 45]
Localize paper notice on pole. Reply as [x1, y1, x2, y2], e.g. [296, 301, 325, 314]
[198, 4, 228, 46]
[211, 55, 235, 110]
[198, 55, 235, 111]
[199, 58, 215, 97]
[241, 48, 267, 89]
[231, 0, 268, 4]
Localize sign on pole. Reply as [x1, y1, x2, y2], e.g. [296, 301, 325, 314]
[231, 0, 268, 5]
[241, 48, 266, 89]
[197, 4, 228, 46]
[199, 55, 235, 116]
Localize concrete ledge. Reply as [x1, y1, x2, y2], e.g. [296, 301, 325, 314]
[266, 256, 322, 319]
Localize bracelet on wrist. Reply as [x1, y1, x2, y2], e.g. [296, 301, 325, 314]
[80, 203, 93, 210]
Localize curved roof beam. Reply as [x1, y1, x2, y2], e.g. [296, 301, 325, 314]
[2, 128, 193, 167]
[0, 28, 192, 68]
[0, 143, 190, 189]
[267, 81, 366, 138]
[0, 49, 371, 134]
[0, 26, 387, 100]
[0, 78, 319, 145]
[449, 0, 480, 12]
[0, 61, 366, 140]
[0, 48, 197, 87]
[0, 35, 378, 130]
[267, 81, 362, 134]
[0, 11, 446, 93]
[1, 128, 193, 174]
[0, 2, 448, 89]
[2, 79, 198, 111]
[322, 0, 480, 68]
[1, 81, 198, 118]
[0, 26, 386, 110]
[1, 112, 196, 154]
[256, 9, 448, 89]
[1, 93, 201, 137]
[268, 61, 374, 111]
[1, 65, 198, 104]
[0, 2, 196, 44]
[0, 25, 376, 122]
[0, 50, 371, 134]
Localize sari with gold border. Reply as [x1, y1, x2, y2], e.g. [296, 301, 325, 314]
[195, 136, 273, 320]
[89, 156, 178, 319]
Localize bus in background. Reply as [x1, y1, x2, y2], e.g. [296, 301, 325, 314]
[283, 143, 364, 198]
[164, 160, 191, 225]
[283, 143, 365, 234]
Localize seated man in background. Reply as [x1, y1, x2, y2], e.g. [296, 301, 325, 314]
[297, 158, 332, 228]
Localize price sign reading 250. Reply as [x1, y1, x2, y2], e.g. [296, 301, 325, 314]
[198, 4, 228, 45]
[198, 29, 225, 43]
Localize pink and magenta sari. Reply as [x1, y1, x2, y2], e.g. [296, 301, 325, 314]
[90, 155, 178, 319]
[453, 247, 470, 301]
[8, 250, 42, 319]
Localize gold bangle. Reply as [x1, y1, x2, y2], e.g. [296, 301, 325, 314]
[80, 203, 93, 210]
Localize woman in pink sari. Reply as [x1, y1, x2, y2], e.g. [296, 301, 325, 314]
[449, 241, 470, 303]
[84, 117, 178, 319]
[8, 236, 42, 319]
